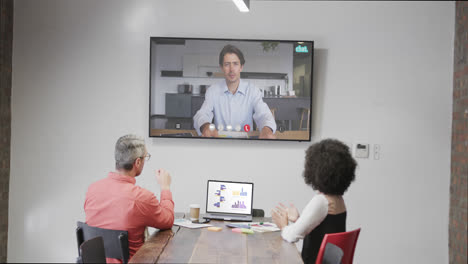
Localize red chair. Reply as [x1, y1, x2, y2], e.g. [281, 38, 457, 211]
[315, 228, 361, 264]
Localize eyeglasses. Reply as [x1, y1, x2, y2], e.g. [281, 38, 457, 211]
[141, 153, 151, 162]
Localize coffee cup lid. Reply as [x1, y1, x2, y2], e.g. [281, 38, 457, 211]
[190, 204, 200, 208]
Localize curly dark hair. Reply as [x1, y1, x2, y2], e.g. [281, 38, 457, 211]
[219, 44, 245, 66]
[303, 139, 357, 195]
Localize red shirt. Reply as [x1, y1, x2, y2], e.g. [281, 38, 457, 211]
[84, 172, 174, 263]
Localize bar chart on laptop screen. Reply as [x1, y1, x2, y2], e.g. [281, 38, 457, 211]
[207, 182, 253, 214]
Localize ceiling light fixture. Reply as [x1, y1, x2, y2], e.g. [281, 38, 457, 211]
[232, 0, 250, 12]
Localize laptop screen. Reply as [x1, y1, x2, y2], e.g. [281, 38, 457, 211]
[206, 180, 254, 215]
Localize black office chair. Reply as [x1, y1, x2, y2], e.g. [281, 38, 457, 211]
[252, 208, 265, 217]
[76, 221, 130, 264]
[79, 236, 106, 263]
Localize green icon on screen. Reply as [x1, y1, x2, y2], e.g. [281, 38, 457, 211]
[295, 45, 309, 53]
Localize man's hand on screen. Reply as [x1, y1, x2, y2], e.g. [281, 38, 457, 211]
[259, 126, 276, 139]
[201, 123, 219, 137]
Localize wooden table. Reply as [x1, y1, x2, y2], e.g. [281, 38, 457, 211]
[130, 214, 303, 264]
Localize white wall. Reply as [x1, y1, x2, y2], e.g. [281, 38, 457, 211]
[9, 0, 454, 263]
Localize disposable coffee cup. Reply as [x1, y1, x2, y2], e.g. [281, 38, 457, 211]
[190, 204, 200, 221]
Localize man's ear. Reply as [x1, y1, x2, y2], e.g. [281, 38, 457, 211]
[134, 157, 142, 167]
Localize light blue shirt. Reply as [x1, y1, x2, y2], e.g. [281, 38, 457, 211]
[193, 80, 277, 135]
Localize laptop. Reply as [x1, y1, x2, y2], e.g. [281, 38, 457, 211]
[203, 180, 254, 222]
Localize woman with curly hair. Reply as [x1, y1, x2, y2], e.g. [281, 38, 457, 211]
[272, 139, 357, 264]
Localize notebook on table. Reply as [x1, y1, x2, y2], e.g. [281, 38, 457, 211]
[203, 180, 254, 222]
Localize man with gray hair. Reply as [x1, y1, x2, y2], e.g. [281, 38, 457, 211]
[84, 134, 174, 262]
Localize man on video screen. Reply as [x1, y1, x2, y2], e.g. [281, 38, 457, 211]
[193, 44, 277, 139]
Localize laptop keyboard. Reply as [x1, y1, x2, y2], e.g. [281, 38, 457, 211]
[205, 213, 252, 221]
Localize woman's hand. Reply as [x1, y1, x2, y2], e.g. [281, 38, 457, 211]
[277, 203, 300, 223]
[271, 208, 288, 230]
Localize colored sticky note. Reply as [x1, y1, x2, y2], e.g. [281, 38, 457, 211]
[232, 228, 243, 233]
[241, 228, 254, 234]
[207, 227, 222, 232]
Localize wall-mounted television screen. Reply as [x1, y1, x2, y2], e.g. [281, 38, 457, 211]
[149, 37, 313, 141]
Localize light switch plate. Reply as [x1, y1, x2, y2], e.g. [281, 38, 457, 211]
[374, 144, 381, 160]
[354, 143, 369, 158]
